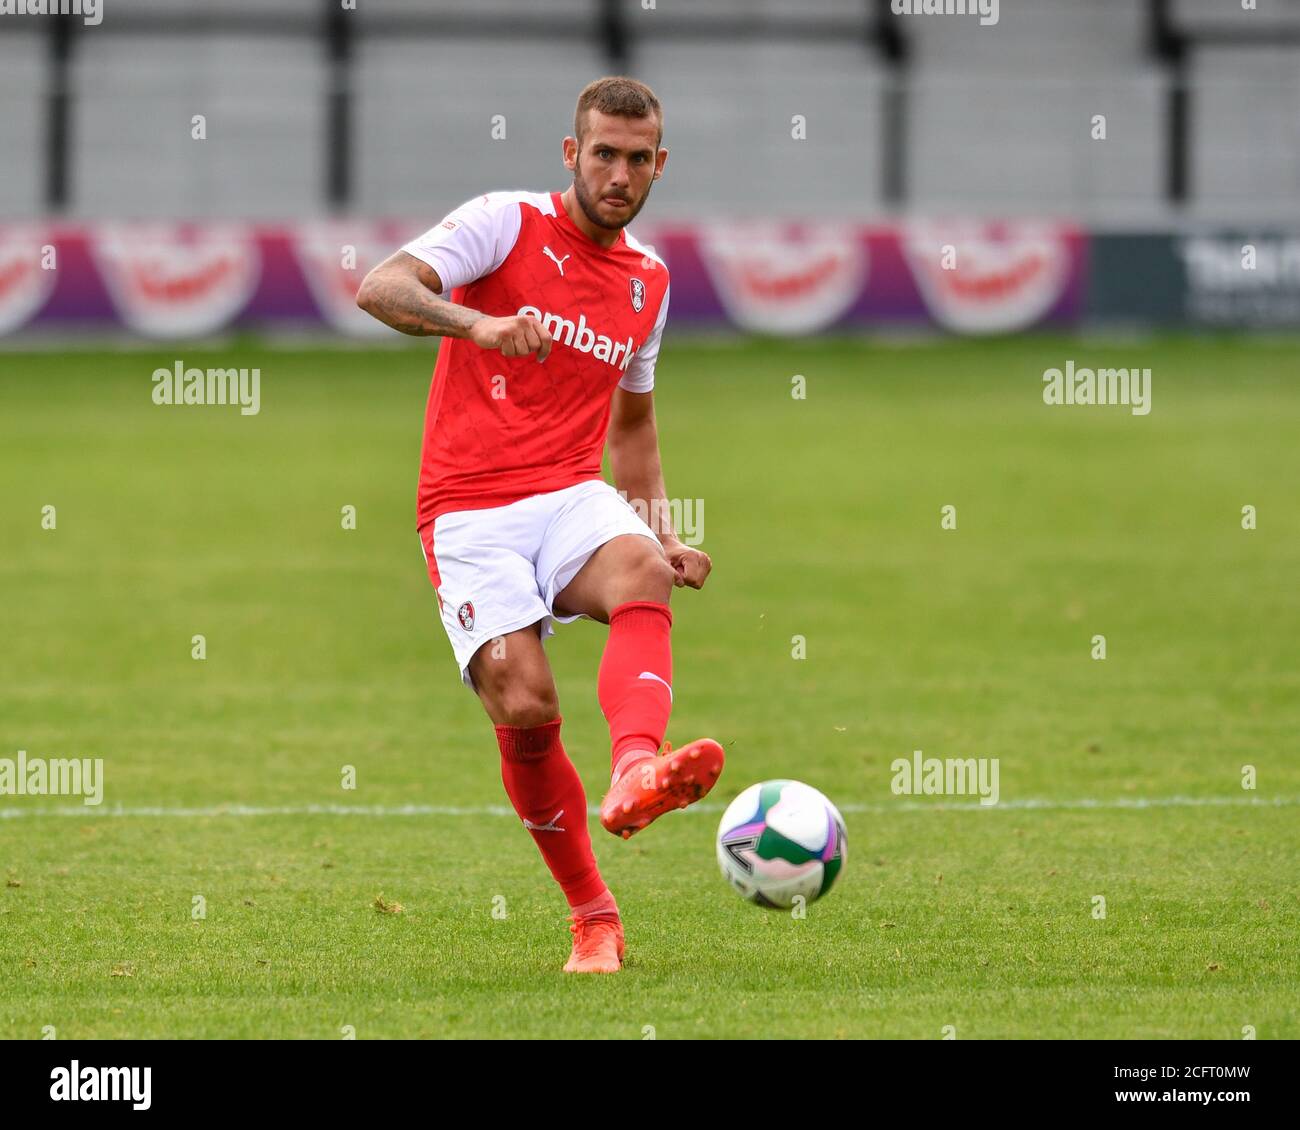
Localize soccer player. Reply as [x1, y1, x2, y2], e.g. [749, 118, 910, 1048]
[356, 77, 725, 974]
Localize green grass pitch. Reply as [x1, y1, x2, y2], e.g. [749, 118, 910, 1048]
[1, 334, 1297, 1039]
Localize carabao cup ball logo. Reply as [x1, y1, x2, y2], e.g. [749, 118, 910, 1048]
[716, 780, 847, 909]
[629, 277, 645, 313]
[457, 601, 475, 631]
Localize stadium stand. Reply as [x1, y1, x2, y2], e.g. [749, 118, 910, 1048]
[0, 0, 1294, 221]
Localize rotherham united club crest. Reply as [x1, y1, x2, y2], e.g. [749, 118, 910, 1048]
[457, 601, 476, 631]
[629, 277, 645, 313]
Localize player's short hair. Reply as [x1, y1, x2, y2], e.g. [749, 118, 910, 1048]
[574, 76, 663, 148]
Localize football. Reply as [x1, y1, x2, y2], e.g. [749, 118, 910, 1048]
[716, 780, 847, 909]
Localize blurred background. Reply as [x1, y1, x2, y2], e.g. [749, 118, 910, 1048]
[4, 2, 1300, 1042]
[2, 0, 1298, 337]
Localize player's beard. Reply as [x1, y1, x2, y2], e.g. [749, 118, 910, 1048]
[572, 159, 652, 230]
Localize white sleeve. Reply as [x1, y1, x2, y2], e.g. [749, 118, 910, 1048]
[618, 284, 669, 394]
[401, 193, 524, 292]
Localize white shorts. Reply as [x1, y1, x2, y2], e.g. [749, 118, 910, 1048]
[418, 479, 661, 691]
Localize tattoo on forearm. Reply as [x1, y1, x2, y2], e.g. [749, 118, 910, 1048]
[364, 273, 484, 338]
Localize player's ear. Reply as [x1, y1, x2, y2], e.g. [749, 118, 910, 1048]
[562, 136, 579, 171]
[653, 147, 668, 181]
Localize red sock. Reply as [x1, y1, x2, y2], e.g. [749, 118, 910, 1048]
[571, 888, 620, 923]
[496, 717, 608, 908]
[598, 600, 673, 782]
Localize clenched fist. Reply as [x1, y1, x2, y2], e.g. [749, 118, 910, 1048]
[664, 539, 712, 589]
[470, 313, 553, 361]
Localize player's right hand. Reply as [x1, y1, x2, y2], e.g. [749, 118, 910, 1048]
[469, 314, 552, 361]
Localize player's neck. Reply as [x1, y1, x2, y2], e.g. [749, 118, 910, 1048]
[559, 186, 623, 250]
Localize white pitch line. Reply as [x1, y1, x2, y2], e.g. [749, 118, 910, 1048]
[0, 796, 1295, 819]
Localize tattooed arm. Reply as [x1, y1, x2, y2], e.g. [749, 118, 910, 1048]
[356, 251, 552, 359]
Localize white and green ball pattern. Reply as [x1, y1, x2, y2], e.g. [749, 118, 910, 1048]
[716, 780, 847, 909]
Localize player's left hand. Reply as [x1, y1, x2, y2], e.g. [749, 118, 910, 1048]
[663, 540, 711, 589]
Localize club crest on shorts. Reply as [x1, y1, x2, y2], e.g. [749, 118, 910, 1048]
[629, 277, 645, 313]
[457, 600, 475, 631]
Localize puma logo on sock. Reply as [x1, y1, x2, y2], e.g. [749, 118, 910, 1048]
[522, 809, 565, 833]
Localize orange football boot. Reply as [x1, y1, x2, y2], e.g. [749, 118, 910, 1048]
[599, 738, 725, 839]
[563, 914, 625, 974]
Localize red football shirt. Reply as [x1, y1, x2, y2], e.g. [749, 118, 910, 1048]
[401, 190, 670, 531]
